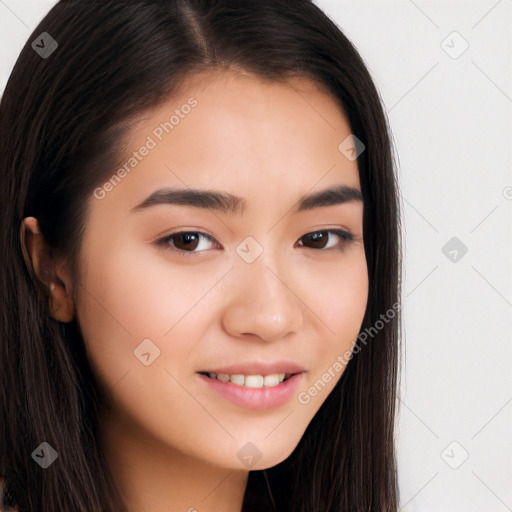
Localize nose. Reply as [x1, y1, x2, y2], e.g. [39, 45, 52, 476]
[221, 254, 304, 342]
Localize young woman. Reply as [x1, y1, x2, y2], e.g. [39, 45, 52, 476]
[0, 1, 402, 510]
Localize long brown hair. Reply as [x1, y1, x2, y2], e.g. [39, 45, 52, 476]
[0, 1, 402, 510]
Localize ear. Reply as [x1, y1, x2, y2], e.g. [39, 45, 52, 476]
[20, 216, 75, 323]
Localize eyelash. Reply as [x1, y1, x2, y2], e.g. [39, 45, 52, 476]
[155, 229, 356, 256]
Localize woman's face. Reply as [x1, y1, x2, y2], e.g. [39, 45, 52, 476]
[75, 69, 368, 470]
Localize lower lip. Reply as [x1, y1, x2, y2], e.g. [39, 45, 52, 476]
[198, 373, 303, 410]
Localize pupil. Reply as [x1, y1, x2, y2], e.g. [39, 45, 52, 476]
[308, 231, 326, 248]
[178, 233, 198, 250]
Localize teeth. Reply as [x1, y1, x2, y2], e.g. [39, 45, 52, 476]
[230, 374, 245, 386]
[244, 375, 263, 388]
[207, 372, 289, 387]
[263, 374, 279, 387]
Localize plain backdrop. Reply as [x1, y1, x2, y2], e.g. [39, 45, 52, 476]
[1, 1, 511, 511]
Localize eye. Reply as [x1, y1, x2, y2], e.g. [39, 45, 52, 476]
[296, 229, 355, 251]
[155, 228, 356, 257]
[156, 231, 219, 256]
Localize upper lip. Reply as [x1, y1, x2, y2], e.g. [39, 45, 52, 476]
[199, 361, 306, 376]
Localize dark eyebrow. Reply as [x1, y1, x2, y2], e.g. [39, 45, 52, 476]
[291, 184, 363, 214]
[130, 184, 362, 216]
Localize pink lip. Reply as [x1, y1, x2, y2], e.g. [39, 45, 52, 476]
[199, 361, 306, 375]
[198, 372, 303, 410]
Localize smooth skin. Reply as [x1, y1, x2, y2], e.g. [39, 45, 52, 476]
[22, 69, 369, 512]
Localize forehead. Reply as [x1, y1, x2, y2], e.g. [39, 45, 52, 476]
[93, 68, 361, 215]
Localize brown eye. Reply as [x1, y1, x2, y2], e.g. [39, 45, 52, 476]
[297, 229, 354, 250]
[156, 231, 218, 255]
[302, 231, 329, 249]
[172, 232, 200, 251]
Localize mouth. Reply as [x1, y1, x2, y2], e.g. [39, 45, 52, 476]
[198, 371, 298, 388]
[197, 370, 304, 410]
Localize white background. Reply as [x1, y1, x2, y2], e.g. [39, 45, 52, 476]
[1, 1, 511, 510]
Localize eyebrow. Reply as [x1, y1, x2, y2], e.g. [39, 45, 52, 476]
[130, 184, 363, 216]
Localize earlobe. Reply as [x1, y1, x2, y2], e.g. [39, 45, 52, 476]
[20, 216, 75, 323]
[48, 281, 75, 323]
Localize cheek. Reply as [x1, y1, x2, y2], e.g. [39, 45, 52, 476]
[305, 249, 368, 336]
[297, 249, 368, 374]
[75, 243, 223, 384]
